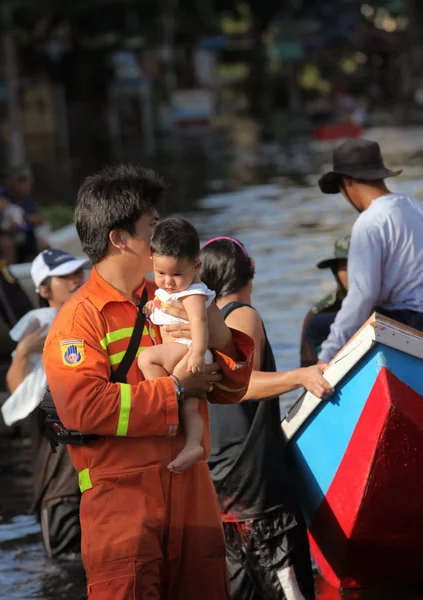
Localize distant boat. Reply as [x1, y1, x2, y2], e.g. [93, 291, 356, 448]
[282, 313, 423, 589]
[313, 122, 363, 141]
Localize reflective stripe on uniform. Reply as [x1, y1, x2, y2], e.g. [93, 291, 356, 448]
[116, 383, 131, 436]
[78, 468, 93, 493]
[214, 382, 246, 393]
[100, 326, 155, 350]
[109, 346, 147, 366]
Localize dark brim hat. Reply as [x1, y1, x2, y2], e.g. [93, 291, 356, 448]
[318, 139, 402, 194]
[317, 256, 348, 269]
[317, 235, 351, 269]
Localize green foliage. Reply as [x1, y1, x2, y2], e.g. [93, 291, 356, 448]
[40, 204, 74, 231]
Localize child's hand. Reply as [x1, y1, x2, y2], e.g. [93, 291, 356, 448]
[187, 351, 205, 374]
[142, 300, 155, 317]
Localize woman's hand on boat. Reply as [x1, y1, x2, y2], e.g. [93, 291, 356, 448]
[299, 364, 334, 399]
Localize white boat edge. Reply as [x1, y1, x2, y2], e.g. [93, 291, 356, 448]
[281, 312, 423, 441]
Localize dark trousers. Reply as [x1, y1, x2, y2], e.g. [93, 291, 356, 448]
[41, 499, 81, 559]
[304, 312, 338, 360]
[375, 307, 423, 333]
[224, 511, 315, 600]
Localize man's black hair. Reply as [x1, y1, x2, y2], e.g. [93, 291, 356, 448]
[75, 164, 166, 264]
[150, 218, 200, 262]
[200, 239, 254, 299]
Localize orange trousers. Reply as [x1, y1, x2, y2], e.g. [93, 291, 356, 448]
[81, 461, 230, 599]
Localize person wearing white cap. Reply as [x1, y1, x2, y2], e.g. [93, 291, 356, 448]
[3, 248, 90, 559]
[30, 248, 91, 304]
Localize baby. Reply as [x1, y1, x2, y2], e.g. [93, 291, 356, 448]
[138, 218, 215, 473]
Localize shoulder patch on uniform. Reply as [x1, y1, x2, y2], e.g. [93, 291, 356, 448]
[60, 339, 85, 367]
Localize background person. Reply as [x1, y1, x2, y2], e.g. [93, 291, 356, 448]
[0, 195, 25, 264]
[300, 235, 349, 367]
[166, 235, 332, 600]
[318, 139, 423, 363]
[4, 248, 90, 559]
[0, 164, 46, 263]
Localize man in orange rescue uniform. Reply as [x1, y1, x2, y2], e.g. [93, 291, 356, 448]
[42, 164, 254, 599]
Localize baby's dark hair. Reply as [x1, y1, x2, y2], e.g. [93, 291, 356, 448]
[151, 218, 200, 262]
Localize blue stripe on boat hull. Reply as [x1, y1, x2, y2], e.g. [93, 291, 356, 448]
[289, 342, 423, 527]
[290, 346, 381, 525]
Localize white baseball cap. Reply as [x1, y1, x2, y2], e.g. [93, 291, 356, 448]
[31, 249, 91, 291]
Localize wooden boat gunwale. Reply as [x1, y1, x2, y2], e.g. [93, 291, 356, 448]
[282, 312, 423, 440]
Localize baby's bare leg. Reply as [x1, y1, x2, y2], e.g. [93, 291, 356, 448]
[168, 397, 204, 473]
[138, 342, 188, 437]
[138, 342, 188, 380]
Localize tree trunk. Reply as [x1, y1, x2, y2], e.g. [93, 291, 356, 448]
[2, 6, 25, 166]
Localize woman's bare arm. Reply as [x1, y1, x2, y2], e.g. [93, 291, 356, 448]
[224, 306, 333, 400]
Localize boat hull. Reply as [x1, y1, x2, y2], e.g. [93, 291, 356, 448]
[286, 342, 423, 589]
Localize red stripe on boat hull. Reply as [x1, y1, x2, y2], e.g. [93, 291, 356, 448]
[308, 368, 423, 589]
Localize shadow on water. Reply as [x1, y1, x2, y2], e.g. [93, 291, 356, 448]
[3, 128, 423, 599]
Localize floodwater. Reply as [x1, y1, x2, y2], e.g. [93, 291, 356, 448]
[2, 129, 423, 599]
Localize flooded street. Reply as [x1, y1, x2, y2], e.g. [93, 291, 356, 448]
[2, 130, 423, 599]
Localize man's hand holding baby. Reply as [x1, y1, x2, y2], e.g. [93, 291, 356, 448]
[173, 355, 221, 397]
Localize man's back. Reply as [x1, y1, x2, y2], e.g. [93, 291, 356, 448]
[320, 193, 423, 362]
[352, 194, 423, 311]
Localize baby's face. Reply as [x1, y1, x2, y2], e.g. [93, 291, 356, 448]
[152, 255, 198, 294]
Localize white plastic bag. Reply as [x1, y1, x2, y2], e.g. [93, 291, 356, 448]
[1, 308, 57, 426]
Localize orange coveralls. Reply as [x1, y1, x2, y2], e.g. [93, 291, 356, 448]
[43, 268, 254, 599]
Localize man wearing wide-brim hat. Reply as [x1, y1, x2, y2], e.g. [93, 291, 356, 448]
[317, 138, 423, 363]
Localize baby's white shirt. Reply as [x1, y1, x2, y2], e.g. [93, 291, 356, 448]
[150, 282, 216, 326]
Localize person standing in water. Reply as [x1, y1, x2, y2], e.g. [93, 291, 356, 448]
[300, 235, 349, 367]
[5, 249, 90, 558]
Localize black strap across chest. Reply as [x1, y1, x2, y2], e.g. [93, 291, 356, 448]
[109, 285, 149, 384]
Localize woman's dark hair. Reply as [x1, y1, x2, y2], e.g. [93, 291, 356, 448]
[151, 218, 200, 262]
[75, 164, 166, 264]
[38, 276, 51, 308]
[200, 238, 254, 299]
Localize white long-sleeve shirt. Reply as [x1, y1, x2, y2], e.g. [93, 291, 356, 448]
[319, 193, 423, 362]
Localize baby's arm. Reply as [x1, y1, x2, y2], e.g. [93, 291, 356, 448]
[180, 294, 208, 374]
[142, 300, 156, 317]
